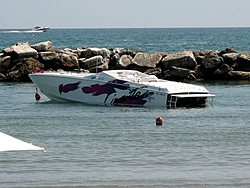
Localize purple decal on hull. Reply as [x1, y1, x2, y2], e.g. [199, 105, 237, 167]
[81, 79, 130, 104]
[112, 88, 154, 107]
[59, 81, 81, 94]
[82, 84, 116, 96]
[82, 79, 129, 96]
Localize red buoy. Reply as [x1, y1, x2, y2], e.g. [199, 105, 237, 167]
[35, 91, 41, 101]
[156, 116, 163, 126]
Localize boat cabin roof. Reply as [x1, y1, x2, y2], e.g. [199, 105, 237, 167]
[100, 70, 158, 82]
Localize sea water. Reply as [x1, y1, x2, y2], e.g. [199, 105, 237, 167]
[1, 28, 250, 187]
[1, 28, 250, 53]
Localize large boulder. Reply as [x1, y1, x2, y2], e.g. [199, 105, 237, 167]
[80, 55, 106, 69]
[39, 51, 58, 62]
[31, 41, 52, 52]
[161, 50, 197, 70]
[89, 62, 109, 73]
[57, 52, 79, 70]
[80, 48, 111, 59]
[132, 52, 162, 68]
[3, 42, 38, 59]
[116, 55, 133, 69]
[221, 52, 239, 66]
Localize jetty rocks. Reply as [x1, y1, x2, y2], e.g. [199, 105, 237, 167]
[1, 41, 250, 82]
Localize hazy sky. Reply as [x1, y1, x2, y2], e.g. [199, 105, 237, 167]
[1, 0, 250, 29]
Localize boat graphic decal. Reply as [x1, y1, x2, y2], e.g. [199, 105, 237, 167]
[81, 79, 129, 96]
[111, 88, 154, 106]
[81, 79, 154, 106]
[59, 81, 81, 94]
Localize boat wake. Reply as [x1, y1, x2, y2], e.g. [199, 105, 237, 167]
[2, 30, 44, 33]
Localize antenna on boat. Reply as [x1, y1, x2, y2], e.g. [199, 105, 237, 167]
[96, 50, 98, 73]
[95, 51, 98, 73]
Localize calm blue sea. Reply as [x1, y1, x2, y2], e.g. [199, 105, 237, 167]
[1, 27, 250, 53]
[1, 28, 250, 187]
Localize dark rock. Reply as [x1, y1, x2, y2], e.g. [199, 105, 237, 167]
[212, 63, 232, 79]
[193, 50, 205, 65]
[219, 48, 237, 56]
[194, 64, 204, 79]
[80, 48, 110, 59]
[237, 53, 250, 71]
[222, 52, 239, 66]
[143, 67, 162, 78]
[164, 66, 196, 80]
[109, 53, 120, 69]
[8, 57, 44, 81]
[78, 58, 87, 68]
[0, 73, 6, 80]
[0, 56, 11, 74]
[226, 71, 250, 80]
[201, 51, 223, 69]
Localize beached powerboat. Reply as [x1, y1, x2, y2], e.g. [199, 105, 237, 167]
[32, 25, 50, 32]
[29, 70, 214, 108]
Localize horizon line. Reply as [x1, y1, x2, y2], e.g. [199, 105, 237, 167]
[1, 26, 250, 30]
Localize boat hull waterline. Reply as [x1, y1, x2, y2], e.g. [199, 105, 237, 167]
[29, 70, 215, 108]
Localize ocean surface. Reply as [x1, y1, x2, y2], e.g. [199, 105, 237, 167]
[1, 27, 250, 53]
[1, 28, 250, 188]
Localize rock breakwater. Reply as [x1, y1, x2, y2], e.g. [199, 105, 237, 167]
[1, 41, 250, 82]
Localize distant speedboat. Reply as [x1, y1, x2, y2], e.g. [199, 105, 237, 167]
[32, 25, 50, 32]
[29, 69, 215, 108]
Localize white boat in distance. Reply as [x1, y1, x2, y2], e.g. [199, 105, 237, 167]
[32, 25, 50, 32]
[29, 70, 215, 108]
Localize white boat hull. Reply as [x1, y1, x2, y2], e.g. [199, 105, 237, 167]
[33, 26, 50, 32]
[29, 70, 214, 108]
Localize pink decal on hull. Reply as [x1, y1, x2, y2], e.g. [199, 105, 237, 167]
[59, 81, 81, 94]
